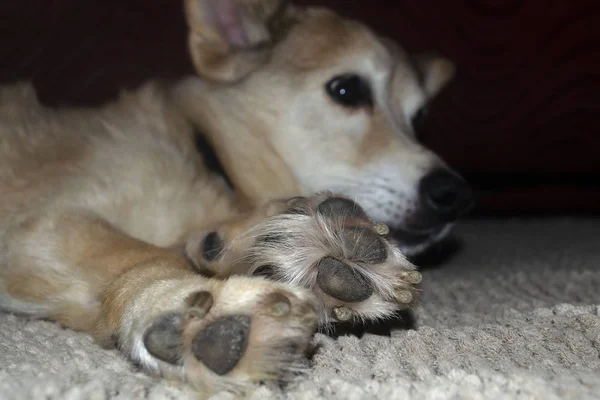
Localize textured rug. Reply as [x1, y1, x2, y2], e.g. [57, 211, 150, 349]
[1, 217, 599, 400]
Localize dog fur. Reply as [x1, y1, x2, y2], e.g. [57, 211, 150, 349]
[0, 0, 469, 395]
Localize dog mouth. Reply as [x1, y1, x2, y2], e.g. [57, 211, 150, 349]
[389, 224, 452, 256]
[392, 228, 438, 245]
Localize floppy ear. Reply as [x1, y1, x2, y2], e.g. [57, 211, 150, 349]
[183, 0, 294, 82]
[413, 53, 456, 98]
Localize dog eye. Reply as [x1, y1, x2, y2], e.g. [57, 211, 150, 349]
[326, 74, 373, 108]
[411, 106, 429, 135]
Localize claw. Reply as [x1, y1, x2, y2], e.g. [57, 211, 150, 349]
[372, 222, 390, 237]
[402, 270, 423, 285]
[266, 292, 292, 317]
[332, 306, 352, 321]
[185, 308, 209, 321]
[395, 290, 413, 304]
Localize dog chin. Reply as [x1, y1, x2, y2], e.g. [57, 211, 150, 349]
[389, 224, 453, 257]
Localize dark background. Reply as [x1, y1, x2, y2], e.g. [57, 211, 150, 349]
[1, 0, 599, 214]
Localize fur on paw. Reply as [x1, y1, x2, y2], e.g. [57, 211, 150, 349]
[185, 193, 422, 325]
[138, 277, 317, 393]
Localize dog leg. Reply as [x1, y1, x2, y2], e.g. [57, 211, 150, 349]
[0, 211, 317, 394]
[184, 194, 422, 325]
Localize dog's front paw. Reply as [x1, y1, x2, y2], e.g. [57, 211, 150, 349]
[126, 277, 317, 394]
[185, 194, 422, 325]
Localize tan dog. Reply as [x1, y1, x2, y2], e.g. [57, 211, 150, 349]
[0, 0, 473, 395]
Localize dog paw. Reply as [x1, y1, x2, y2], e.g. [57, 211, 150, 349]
[185, 194, 422, 325]
[135, 277, 317, 393]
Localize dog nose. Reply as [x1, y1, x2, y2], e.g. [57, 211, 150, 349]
[419, 169, 474, 221]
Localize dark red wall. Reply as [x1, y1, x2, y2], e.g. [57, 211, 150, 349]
[2, 0, 599, 212]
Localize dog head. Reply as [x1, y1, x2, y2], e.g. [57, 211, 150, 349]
[176, 0, 474, 256]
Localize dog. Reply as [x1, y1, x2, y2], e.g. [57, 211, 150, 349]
[0, 0, 473, 395]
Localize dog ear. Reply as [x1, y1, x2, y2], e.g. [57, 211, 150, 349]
[183, 0, 296, 83]
[413, 53, 456, 98]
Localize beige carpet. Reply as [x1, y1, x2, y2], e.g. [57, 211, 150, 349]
[1, 217, 600, 400]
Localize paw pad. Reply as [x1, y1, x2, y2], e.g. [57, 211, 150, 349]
[316, 257, 373, 303]
[340, 227, 387, 263]
[143, 314, 184, 365]
[317, 197, 369, 220]
[192, 315, 251, 375]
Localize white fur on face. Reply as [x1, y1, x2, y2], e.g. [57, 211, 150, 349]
[265, 43, 445, 253]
